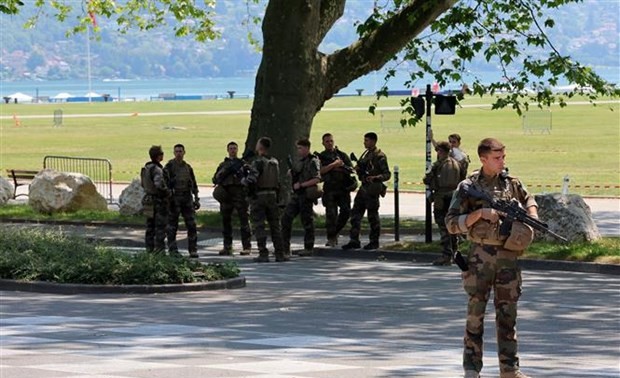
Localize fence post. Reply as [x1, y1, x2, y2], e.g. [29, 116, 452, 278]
[394, 165, 400, 242]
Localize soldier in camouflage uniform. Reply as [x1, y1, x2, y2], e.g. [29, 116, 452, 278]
[446, 138, 537, 378]
[318, 133, 355, 247]
[423, 141, 462, 266]
[431, 129, 470, 180]
[141, 145, 171, 254]
[164, 144, 200, 258]
[212, 141, 252, 256]
[281, 138, 321, 256]
[243, 137, 287, 263]
[342, 132, 391, 251]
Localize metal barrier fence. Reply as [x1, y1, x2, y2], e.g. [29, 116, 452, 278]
[43, 156, 114, 204]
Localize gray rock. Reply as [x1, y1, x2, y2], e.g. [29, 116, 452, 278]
[0, 176, 14, 205]
[28, 169, 108, 213]
[119, 178, 145, 216]
[535, 193, 601, 242]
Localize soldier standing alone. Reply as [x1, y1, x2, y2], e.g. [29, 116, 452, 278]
[243, 137, 287, 263]
[446, 138, 537, 378]
[318, 133, 355, 247]
[281, 138, 321, 257]
[164, 144, 200, 258]
[212, 141, 252, 256]
[423, 141, 462, 266]
[342, 132, 391, 251]
[141, 145, 171, 254]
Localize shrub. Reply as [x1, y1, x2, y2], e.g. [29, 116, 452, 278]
[0, 227, 240, 285]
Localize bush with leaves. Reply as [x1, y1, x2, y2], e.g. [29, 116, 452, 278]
[0, 228, 240, 285]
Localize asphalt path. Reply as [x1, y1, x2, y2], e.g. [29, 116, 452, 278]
[1, 257, 618, 377]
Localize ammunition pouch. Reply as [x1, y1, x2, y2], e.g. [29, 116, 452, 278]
[212, 185, 230, 203]
[467, 219, 506, 246]
[141, 194, 154, 218]
[345, 175, 358, 192]
[504, 221, 534, 254]
[304, 184, 323, 201]
[366, 181, 387, 197]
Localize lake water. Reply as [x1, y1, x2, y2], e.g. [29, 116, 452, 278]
[1, 66, 618, 100]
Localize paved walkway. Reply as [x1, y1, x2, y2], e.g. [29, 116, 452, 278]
[2, 256, 619, 378]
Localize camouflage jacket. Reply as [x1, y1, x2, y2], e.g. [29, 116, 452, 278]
[318, 148, 353, 188]
[445, 169, 537, 238]
[357, 147, 391, 185]
[213, 157, 245, 187]
[291, 154, 321, 184]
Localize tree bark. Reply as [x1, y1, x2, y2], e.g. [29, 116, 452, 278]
[245, 0, 456, 200]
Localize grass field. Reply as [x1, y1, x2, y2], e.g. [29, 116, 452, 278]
[1, 95, 618, 195]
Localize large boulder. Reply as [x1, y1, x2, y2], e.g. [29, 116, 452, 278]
[535, 193, 601, 243]
[119, 178, 145, 216]
[28, 169, 107, 213]
[0, 176, 14, 205]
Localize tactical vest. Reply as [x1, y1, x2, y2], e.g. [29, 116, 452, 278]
[256, 156, 280, 189]
[167, 160, 192, 193]
[465, 170, 517, 244]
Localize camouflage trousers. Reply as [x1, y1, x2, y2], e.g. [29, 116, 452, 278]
[462, 244, 522, 374]
[167, 193, 197, 253]
[249, 191, 285, 258]
[434, 191, 458, 257]
[348, 185, 381, 244]
[281, 192, 315, 252]
[220, 186, 252, 250]
[322, 189, 351, 240]
[145, 198, 168, 253]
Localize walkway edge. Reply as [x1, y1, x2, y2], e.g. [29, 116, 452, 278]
[0, 276, 246, 295]
[312, 248, 620, 276]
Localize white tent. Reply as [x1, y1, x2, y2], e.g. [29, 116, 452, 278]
[84, 91, 102, 97]
[7, 92, 33, 102]
[52, 92, 74, 100]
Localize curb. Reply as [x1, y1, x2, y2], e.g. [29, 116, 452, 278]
[312, 248, 620, 276]
[0, 276, 246, 295]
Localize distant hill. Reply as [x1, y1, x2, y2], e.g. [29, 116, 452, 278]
[0, 1, 617, 82]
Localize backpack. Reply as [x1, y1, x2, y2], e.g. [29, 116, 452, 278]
[256, 157, 280, 189]
[436, 157, 461, 190]
[141, 163, 157, 195]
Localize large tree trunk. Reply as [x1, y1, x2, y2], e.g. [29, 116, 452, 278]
[244, 0, 456, 201]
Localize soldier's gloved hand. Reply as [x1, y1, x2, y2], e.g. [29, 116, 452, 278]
[193, 198, 201, 210]
[480, 208, 500, 223]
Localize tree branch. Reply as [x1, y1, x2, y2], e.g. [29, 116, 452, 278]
[317, 0, 346, 44]
[324, 0, 457, 98]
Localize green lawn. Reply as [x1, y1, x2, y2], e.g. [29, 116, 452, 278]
[1, 95, 618, 195]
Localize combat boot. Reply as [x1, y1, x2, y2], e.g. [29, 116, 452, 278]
[188, 250, 199, 258]
[325, 237, 338, 247]
[432, 255, 452, 266]
[342, 240, 361, 250]
[363, 241, 379, 250]
[275, 253, 290, 262]
[500, 371, 531, 378]
[218, 246, 233, 256]
[240, 248, 252, 256]
[463, 371, 480, 378]
[254, 247, 270, 263]
[298, 249, 313, 257]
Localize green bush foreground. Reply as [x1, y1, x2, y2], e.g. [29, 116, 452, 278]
[0, 228, 240, 285]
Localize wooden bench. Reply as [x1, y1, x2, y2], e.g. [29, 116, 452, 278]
[6, 169, 39, 199]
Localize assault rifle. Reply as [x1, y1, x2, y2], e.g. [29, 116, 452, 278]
[316, 148, 355, 175]
[215, 149, 254, 185]
[461, 183, 568, 242]
[349, 152, 369, 181]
